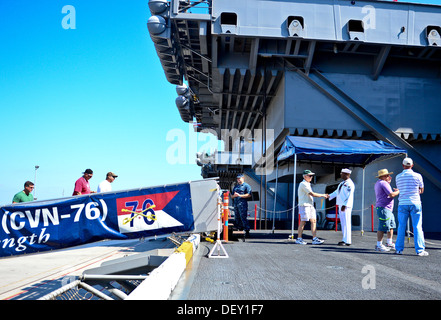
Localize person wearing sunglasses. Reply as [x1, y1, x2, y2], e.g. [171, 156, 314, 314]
[72, 168, 95, 196]
[12, 181, 35, 203]
[374, 169, 399, 252]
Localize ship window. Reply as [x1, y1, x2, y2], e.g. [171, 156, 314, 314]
[221, 12, 237, 25]
[348, 19, 364, 32]
[287, 16, 304, 29]
[426, 25, 441, 36]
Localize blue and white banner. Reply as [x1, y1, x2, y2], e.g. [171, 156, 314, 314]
[0, 182, 196, 257]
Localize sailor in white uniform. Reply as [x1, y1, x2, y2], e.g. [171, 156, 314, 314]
[329, 168, 355, 246]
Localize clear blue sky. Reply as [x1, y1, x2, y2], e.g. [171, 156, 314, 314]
[0, 0, 218, 205]
[0, 0, 438, 205]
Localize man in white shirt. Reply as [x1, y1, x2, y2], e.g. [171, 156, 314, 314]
[329, 168, 355, 246]
[97, 172, 118, 193]
[395, 158, 427, 256]
[295, 170, 329, 245]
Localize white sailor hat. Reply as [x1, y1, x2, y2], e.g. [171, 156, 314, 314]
[341, 168, 352, 174]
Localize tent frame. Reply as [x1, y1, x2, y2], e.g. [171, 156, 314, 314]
[271, 136, 407, 239]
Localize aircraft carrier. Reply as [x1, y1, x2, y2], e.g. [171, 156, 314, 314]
[1, 0, 441, 303]
[147, 0, 441, 232]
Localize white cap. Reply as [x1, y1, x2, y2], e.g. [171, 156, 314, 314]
[403, 157, 413, 166]
[341, 168, 352, 174]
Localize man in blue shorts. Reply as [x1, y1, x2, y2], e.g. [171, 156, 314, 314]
[374, 169, 399, 252]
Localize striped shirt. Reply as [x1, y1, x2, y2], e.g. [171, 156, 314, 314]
[395, 169, 424, 205]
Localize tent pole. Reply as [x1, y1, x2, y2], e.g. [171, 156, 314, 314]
[290, 153, 297, 240]
[361, 167, 365, 236]
[271, 162, 279, 233]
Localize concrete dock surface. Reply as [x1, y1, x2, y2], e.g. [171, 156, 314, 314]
[0, 236, 175, 300]
[171, 230, 441, 300]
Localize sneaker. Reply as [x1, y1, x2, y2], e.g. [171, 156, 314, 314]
[395, 250, 403, 255]
[385, 242, 396, 250]
[295, 238, 307, 245]
[417, 250, 429, 256]
[375, 244, 390, 252]
[312, 237, 324, 245]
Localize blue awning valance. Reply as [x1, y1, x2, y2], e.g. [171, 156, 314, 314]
[277, 136, 407, 166]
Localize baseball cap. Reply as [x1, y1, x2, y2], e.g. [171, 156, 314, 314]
[83, 169, 93, 175]
[107, 172, 118, 178]
[403, 157, 413, 166]
[303, 170, 315, 176]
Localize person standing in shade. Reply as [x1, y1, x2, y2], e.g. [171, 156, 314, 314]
[72, 169, 95, 196]
[232, 174, 252, 238]
[12, 181, 35, 203]
[97, 172, 118, 193]
[395, 158, 428, 256]
[329, 168, 355, 246]
[374, 169, 399, 252]
[295, 170, 328, 245]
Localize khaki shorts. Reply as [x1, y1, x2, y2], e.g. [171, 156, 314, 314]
[299, 205, 317, 221]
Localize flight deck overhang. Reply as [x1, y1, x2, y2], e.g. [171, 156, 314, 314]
[211, 0, 441, 45]
[147, 0, 441, 142]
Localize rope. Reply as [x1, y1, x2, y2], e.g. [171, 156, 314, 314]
[254, 204, 374, 214]
[255, 206, 296, 214]
[252, 207, 441, 248]
[406, 230, 441, 248]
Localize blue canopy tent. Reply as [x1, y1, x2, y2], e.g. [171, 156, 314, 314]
[273, 136, 407, 237]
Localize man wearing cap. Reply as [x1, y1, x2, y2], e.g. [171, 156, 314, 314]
[374, 169, 399, 252]
[72, 169, 95, 196]
[395, 158, 428, 256]
[97, 172, 118, 193]
[329, 168, 355, 246]
[295, 170, 328, 245]
[232, 174, 252, 237]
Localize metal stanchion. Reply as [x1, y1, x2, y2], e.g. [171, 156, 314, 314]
[209, 191, 229, 259]
[222, 191, 229, 242]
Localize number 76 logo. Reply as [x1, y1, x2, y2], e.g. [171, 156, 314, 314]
[122, 199, 156, 227]
[116, 191, 183, 234]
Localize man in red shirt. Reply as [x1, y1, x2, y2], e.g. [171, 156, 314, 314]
[72, 169, 95, 196]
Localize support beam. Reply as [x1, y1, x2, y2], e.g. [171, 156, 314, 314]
[304, 41, 316, 75]
[289, 65, 441, 191]
[372, 45, 391, 80]
[249, 38, 260, 73]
